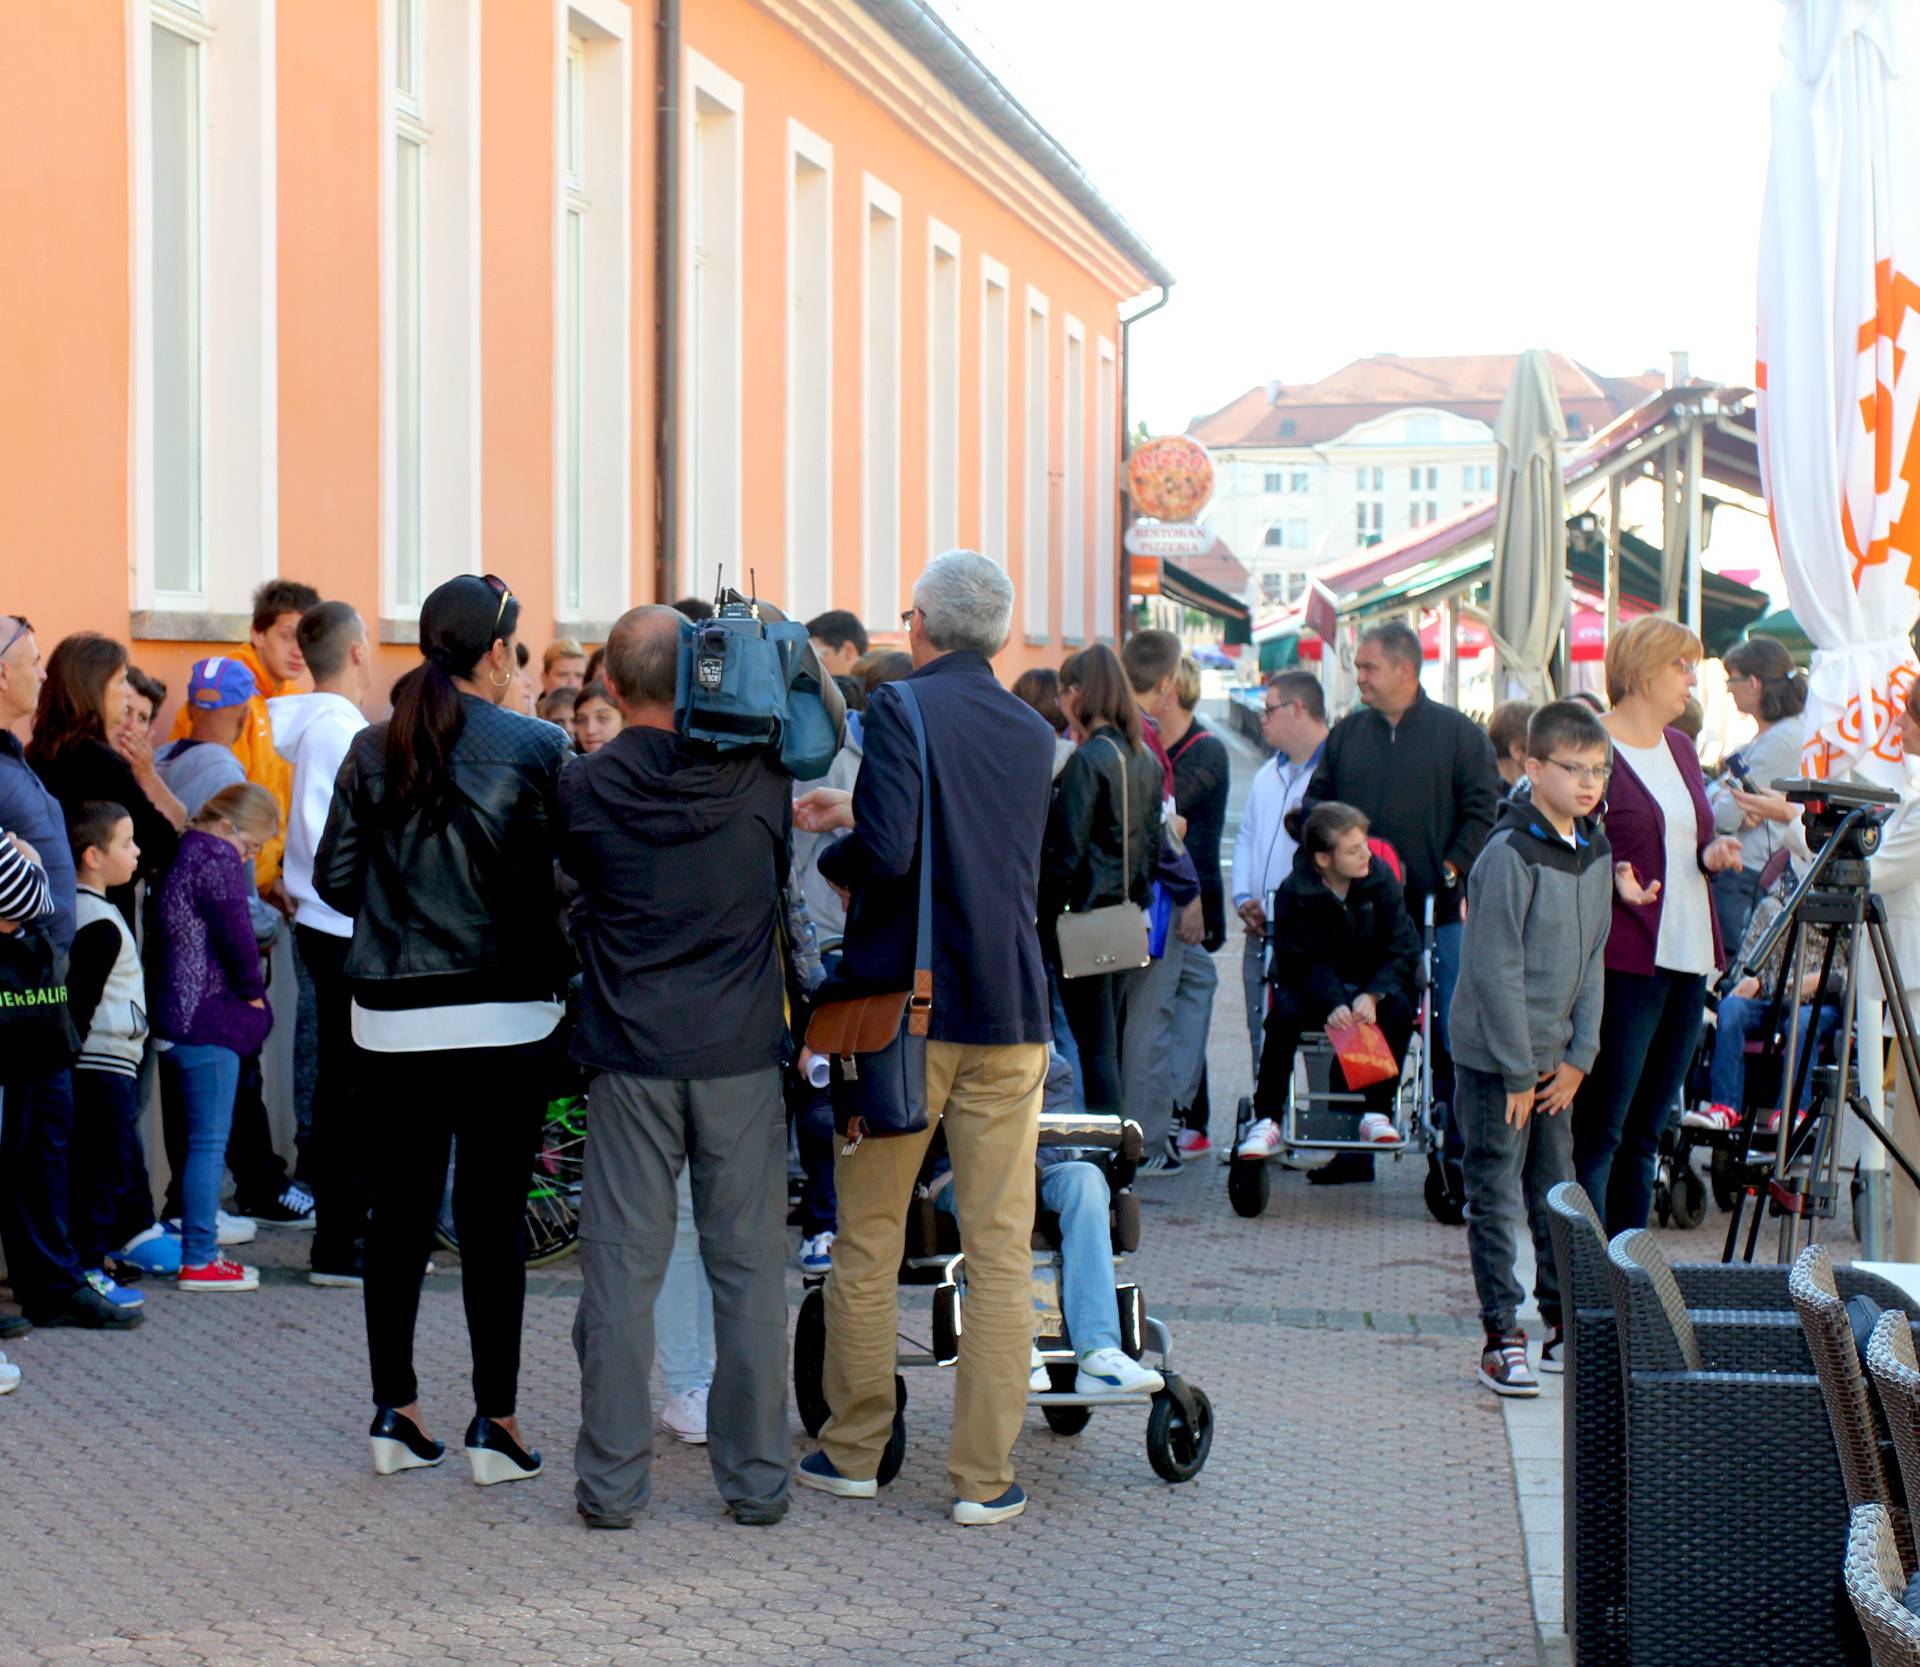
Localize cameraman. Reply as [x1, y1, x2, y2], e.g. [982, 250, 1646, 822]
[561, 605, 805, 1530]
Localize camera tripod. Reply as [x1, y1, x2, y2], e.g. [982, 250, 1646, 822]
[1714, 793, 1920, 1264]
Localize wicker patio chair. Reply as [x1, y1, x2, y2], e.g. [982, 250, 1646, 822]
[1868, 1312, 1920, 1568]
[1791, 1244, 1916, 1572]
[1606, 1228, 1858, 1665]
[1847, 1504, 1920, 1667]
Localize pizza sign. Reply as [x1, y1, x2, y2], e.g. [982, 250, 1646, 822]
[1128, 435, 1215, 523]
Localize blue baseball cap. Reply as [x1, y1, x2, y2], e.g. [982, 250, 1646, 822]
[187, 656, 257, 711]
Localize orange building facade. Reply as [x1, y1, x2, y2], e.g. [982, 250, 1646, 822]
[0, 0, 1168, 722]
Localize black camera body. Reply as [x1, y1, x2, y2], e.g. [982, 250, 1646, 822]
[1777, 776, 1901, 863]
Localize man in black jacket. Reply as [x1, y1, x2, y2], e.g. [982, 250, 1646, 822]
[561, 605, 807, 1530]
[790, 550, 1056, 1527]
[1301, 619, 1501, 1182]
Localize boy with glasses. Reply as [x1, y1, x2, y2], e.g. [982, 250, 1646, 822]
[1448, 701, 1615, 1397]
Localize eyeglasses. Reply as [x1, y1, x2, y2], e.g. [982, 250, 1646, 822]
[899, 606, 919, 630]
[0, 616, 31, 664]
[1262, 699, 1296, 718]
[1544, 758, 1611, 787]
[482, 574, 514, 636]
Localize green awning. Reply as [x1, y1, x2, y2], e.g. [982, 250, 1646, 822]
[1162, 558, 1253, 645]
[1745, 608, 1812, 665]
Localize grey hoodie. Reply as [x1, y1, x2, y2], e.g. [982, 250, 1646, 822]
[1449, 800, 1613, 1093]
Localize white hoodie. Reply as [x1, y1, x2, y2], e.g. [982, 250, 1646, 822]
[269, 690, 368, 937]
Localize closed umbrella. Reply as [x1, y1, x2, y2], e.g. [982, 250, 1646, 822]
[1489, 349, 1569, 704]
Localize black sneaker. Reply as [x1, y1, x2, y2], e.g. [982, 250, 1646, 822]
[1135, 1139, 1183, 1177]
[1478, 1330, 1539, 1398]
[32, 1284, 144, 1331]
[1539, 1327, 1565, 1375]
[0, 1313, 31, 1340]
[244, 1182, 317, 1229]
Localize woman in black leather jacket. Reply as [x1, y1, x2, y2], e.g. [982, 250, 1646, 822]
[315, 573, 571, 1488]
[1041, 645, 1163, 1116]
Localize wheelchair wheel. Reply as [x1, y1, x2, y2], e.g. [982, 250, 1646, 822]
[1145, 1384, 1213, 1483]
[1227, 1157, 1270, 1219]
[876, 1376, 908, 1487]
[793, 1287, 829, 1438]
[1668, 1164, 1707, 1231]
[1423, 1156, 1466, 1226]
[1041, 1363, 1092, 1436]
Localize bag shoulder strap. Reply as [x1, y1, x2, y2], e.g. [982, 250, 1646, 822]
[1100, 734, 1130, 890]
[892, 682, 935, 1032]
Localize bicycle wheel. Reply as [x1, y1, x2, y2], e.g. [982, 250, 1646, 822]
[434, 1095, 589, 1267]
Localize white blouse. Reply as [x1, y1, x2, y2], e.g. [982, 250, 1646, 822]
[1615, 736, 1717, 977]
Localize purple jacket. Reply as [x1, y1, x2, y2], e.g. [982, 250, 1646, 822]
[154, 830, 273, 1054]
[1600, 727, 1726, 977]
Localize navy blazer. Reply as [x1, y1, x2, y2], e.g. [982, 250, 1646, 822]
[818, 650, 1056, 1046]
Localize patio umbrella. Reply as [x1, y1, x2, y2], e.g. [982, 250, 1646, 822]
[1756, 0, 1920, 787]
[1488, 349, 1568, 704]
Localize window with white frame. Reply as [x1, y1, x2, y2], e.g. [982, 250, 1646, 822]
[1263, 469, 1283, 494]
[685, 49, 738, 604]
[980, 259, 1009, 569]
[134, 0, 277, 628]
[1094, 337, 1116, 639]
[1023, 288, 1051, 639]
[1262, 525, 1283, 547]
[785, 123, 831, 623]
[1290, 469, 1309, 493]
[1061, 318, 1085, 640]
[861, 178, 902, 623]
[927, 221, 960, 561]
[383, 0, 480, 627]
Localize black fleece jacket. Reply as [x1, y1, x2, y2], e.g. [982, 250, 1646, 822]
[1267, 845, 1421, 1012]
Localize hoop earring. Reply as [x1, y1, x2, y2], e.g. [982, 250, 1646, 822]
[489, 667, 513, 689]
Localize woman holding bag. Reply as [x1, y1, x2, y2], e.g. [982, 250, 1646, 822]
[1041, 645, 1162, 1117]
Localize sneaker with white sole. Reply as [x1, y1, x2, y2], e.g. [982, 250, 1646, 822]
[1478, 1330, 1539, 1398]
[117, 1224, 182, 1277]
[796, 1450, 876, 1499]
[1235, 1118, 1285, 1160]
[1539, 1327, 1565, 1375]
[1175, 1127, 1212, 1159]
[797, 1231, 834, 1275]
[162, 1211, 257, 1247]
[1135, 1140, 1183, 1176]
[1074, 1347, 1165, 1396]
[178, 1257, 259, 1293]
[1356, 1112, 1400, 1145]
[660, 1384, 709, 1445]
[952, 1483, 1027, 1526]
[1029, 1346, 1050, 1393]
[83, 1269, 144, 1311]
[1683, 1102, 1741, 1132]
[0, 1350, 18, 1395]
[245, 1183, 316, 1229]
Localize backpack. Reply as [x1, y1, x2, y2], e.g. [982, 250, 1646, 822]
[0, 921, 81, 1084]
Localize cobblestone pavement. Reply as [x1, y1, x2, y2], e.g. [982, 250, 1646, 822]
[2, 711, 1821, 1667]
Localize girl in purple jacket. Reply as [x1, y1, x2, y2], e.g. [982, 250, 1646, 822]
[154, 784, 279, 1293]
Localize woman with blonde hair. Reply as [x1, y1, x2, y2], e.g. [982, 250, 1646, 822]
[1572, 616, 1743, 1234]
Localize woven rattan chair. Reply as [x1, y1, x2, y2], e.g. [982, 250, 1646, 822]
[1869, 1312, 1920, 1566]
[1791, 1244, 1917, 1573]
[1607, 1228, 1857, 1665]
[1848, 1504, 1920, 1667]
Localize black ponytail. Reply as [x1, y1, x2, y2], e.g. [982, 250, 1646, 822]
[384, 659, 468, 824]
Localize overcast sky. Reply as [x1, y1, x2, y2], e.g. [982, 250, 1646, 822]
[935, 0, 1787, 434]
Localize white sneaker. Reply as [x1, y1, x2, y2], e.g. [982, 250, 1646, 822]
[660, 1384, 710, 1445]
[798, 1231, 834, 1275]
[1235, 1118, 1285, 1160]
[159, 1211, 258, 1247]
[1029, 1346, 1050, 1393]
[1074, 1347, 1165, 1396]
[0, 1350, 19, 1395]
[1357, 1112, 1400, 1145]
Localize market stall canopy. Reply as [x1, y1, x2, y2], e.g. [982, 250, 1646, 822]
[1745, 607, 1814, 665]
[1159, 551, 1252, 644]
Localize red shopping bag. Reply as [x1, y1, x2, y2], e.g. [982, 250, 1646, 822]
[1328, 1019, 1398, 1089]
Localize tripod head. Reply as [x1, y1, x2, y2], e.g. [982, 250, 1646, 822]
[1778, 776, 1900, 862]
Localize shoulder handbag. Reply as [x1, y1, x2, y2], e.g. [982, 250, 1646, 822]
[0, 922, 81, 1085]
[1056, 737, 1153, 980]
[803, 681, 934, 1150]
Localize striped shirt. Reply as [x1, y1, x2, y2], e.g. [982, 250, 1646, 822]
[0, 827, 52, 925]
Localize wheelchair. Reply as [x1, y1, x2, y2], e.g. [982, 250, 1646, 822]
[791, 1108, 1216, 1484]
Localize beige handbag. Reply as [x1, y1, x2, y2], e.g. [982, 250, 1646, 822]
[1056, 737, 1153, 979]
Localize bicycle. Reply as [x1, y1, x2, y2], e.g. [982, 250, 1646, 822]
[433, 1094, 589, 1267]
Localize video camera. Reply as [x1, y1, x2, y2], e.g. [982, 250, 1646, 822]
[674, 573, 839, 779]
[1775, 776, 1901, 862]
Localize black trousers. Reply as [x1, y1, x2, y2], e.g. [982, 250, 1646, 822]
[69, 1067, 153, 1267]
[0, 1067, 85, 1316]
[363, 1037, 549, 1414]
[1254, 988, 1415, 1122]
[1057, 970, 1125, 1115]
[296, 925, 372, 1273]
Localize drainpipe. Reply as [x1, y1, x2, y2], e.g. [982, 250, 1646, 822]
[653, 0, 681, 606]
[1116, 283, 1172, 642]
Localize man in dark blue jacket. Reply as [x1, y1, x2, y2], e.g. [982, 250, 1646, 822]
[791, 550, 1055, 1527]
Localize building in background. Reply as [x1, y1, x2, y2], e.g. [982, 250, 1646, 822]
[0, 0, 1168, 722]
[1189, 353, 1659, 606]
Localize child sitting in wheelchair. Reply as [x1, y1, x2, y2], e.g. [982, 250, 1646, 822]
[928, 1048, 1163, 1396]
[1237, 802, 1421, 1161]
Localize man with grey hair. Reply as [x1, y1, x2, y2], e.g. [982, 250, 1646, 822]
[791, 550, 1057, 1526]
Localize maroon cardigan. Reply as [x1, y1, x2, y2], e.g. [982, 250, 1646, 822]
[1600, 727, 1725, 977]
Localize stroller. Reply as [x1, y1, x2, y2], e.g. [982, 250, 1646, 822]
[791, 1104, 1215, 1484]
[1227, 839, 1461, 1222]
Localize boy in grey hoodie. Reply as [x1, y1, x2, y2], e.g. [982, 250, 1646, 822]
[1449, 702, 1613, 1399]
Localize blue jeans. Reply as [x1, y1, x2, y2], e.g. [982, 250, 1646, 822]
[1432, 916, 1465, 1165]
[657, 1164, 716, 1396]
[1709, 997, 1841, 1111]
[163, 1043, 241, 1267]
[937, 1159, 1120, 1355]
[1048, 971, 1082, 1086]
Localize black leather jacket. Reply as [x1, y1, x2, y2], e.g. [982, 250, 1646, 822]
[1040, 725, 1164, 925]
[315, 694, 574, 1008]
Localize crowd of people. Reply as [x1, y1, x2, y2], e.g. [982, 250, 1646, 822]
[0, 552, 1875, 1509]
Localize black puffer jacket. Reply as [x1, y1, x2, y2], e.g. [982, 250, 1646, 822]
[1268, 844, 1420, 1011]
[1040, 725, 1164, 929]
[315, 694, 573, 1008]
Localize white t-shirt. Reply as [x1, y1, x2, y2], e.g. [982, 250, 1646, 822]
[1615, 736, 1717, 977]
[351, 999, 565, 1054]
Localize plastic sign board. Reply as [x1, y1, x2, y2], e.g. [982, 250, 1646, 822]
[1124, 520, 1211, 558]
[1128, 554, 1163, 596]
[1128, 434, 1215, 522]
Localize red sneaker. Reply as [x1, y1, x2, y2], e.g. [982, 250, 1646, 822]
[1682, 1102, 1741, 1132]
[178, 1257, 260, 1293]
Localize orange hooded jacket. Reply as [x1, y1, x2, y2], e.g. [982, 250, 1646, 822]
[167, 642, 296, 894]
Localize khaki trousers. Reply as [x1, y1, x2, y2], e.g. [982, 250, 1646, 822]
[821, 1039, 1047, 1503]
